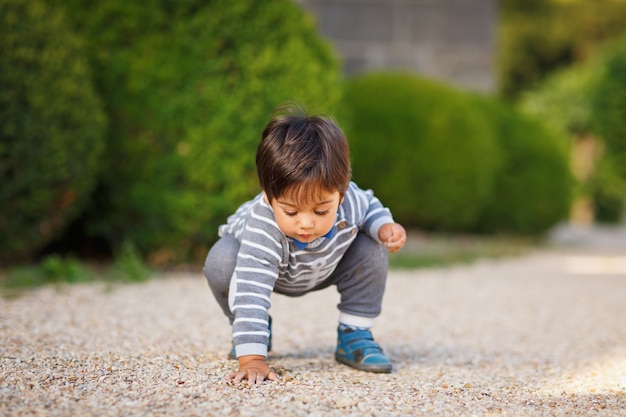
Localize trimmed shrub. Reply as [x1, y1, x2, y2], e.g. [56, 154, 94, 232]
[342, 73, 500, 231]
[588, 156, 626, 223]
[591, 36, 626, 220]
[0, 0, 106, 264]
[519, 59, 623, 224]
[49, 0, 342, 262]
[473, 98, 574, 234]
[519, 64, 598, 137]
[499, 0, 626, 100]
[592, 37, 626, 167]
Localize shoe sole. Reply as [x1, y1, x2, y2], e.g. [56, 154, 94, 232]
[335, 353, 392, 373]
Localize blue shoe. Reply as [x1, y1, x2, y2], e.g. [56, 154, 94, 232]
[335, 326, 392, 373]
[228, 316, 272, 360]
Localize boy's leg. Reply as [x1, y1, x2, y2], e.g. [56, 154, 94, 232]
[330, 233, 388, 324]
[203, 235, 239, 324]
[325, 233, 392, 373]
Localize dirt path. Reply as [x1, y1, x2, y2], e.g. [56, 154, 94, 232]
[2, 245, 625, 416]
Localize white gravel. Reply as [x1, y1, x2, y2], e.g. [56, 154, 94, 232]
[2, 248, 626, 416]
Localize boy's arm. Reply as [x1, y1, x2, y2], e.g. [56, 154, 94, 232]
[227, 199, 285, 383]
[348, 182, 406, 253]
[350, 183, 395, 242]
[227, 355, 279, 384]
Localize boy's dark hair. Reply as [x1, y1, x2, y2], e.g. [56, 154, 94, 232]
[257, 104, 351, 204]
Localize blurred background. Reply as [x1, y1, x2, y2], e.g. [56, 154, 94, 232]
[1, 0, 626, 285]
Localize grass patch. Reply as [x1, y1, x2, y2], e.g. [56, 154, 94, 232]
[0, 241, 151, 298]
[1, 233, 538, 297]
[389, 232, 537, 269]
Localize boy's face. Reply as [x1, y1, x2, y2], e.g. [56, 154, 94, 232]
[268, 189, 341, 244]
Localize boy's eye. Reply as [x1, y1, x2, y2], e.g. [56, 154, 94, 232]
[282, 210, 329, 217]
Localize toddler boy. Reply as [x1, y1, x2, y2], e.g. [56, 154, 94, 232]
[204, 105, 406, 384]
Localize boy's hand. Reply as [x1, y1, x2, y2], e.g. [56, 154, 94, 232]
[378, 223, 407, 253]
[227, 355, 279, 384]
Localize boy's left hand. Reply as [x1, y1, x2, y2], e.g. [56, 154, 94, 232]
[378, 223, 407, 253]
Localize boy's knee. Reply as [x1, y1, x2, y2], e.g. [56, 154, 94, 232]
[204, 235, 239, 286]
[355, 233, 388, 267]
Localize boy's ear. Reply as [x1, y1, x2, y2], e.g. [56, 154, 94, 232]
[263, 192, 270, 205]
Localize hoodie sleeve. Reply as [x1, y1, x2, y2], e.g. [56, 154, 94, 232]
[229, 198, 285, 358]
[345, 182, 395, 243]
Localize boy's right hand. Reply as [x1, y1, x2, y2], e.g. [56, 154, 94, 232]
[227, 355, 280, 384]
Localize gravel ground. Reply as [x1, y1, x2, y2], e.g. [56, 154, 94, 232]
[2, 246, 626, 416]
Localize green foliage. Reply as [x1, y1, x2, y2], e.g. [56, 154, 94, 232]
[40, 255, 92, 284]
[0, 0, 106, 264]
[110, 240, 151, 283]
[0, 247, 150, 297]
[519, 63, 599, 137]
[588, 155, 626, 223]
[47, 0, 342, 262]
[342, 73, 500, 231]
[499, 0, 626, 99]
[342, 72, 572, 235]
[520, 46, 626, 224]
[591, 36, 626, 181]
[499, 2, 574, 99]
[472, 98, 574, 234]
[0, 254, 93, 297]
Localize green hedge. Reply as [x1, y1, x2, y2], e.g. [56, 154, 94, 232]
[588, 156, 626, 223]
[499, 0, 626, 100]
[48, 0, 342, 262]
[519, 64, 597, 137]
[590, 37, 626, 222]
[342, 73, 500, 231]
[0, 0, 106, 264]
[592, 36, 626, 181]
[589, 37, 626, 223]
[342, 72, 573, 234]
[519, 37, 626, 224]
[472, 97, 574, 234]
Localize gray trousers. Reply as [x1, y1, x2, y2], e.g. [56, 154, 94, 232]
[203, 233, 388, 324]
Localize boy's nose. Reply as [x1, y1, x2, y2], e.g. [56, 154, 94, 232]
[299, 216, 314, 228]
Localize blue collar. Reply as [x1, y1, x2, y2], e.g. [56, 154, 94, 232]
[289, 226, 335, 250]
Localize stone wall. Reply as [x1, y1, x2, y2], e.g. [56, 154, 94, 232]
[298, 0, 497, 91]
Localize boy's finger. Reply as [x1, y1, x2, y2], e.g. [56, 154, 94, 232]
[233, 370, 248, 383]
[268, 371, 280, 381]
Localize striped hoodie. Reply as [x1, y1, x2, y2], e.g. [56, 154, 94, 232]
[218, 182, 394, 357]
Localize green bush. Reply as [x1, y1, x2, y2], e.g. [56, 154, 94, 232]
[473, 98, 574, 234]
[519, 63, 598, 137]
[588, 155, 626, 223]
[39, 255, 92, 284]
[110, 240, 151, 283]
[342, 73, 500, 231]
[499, 0, 626, 100]
[519, 58, 624, 224]
[49, 0, 342, 262]
[0, 0, 106, 264]
[499, 1, 575, 100]
[587, 37, 626, 222]
[591, 36, 626, 181]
